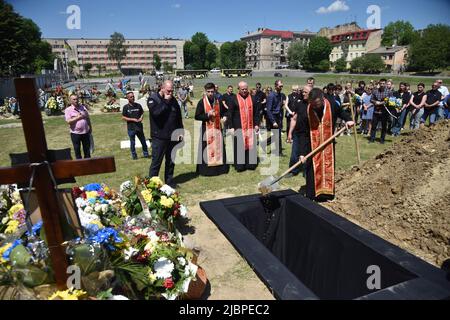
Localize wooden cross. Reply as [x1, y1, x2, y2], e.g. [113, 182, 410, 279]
[0, 78, 116, 289]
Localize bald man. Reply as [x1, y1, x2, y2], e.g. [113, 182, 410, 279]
[227, 81, 260, 172]
[147, 80, 184, 187]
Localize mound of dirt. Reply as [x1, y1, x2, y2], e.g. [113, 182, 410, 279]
[325, 121, 450, 267]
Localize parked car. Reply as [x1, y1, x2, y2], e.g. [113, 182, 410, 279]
[210, 68, 221, 73]
[274, 72, 283, 77]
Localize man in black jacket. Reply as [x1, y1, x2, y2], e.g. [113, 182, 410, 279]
[147, 80, 184, 187]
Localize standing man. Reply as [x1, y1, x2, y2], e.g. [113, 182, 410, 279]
[228, 81, 260, 172]
[307, 77, 315, 88]
[436, 79, 449, 121]
[215, 84, 222, 101]
[122, 91, 149, 160]
[221, 85, 235, 133]
[65, 94, 92, 159]
[370, 79, 392, 144]
[421, 82, 442, 127]
[195, 83, 229, 176]
[296, 88, 354, 201]
[254, 83, 267, 128]
[385, 80, 395, 135]
[409, 83, 427, 130]
[147, 80, 184, 187]
[287, 85, 311, 177]
[177, 84, 189, 119]
[266, 80, 286, 156]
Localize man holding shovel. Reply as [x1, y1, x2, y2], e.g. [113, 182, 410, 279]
[298, 88, 354, 201]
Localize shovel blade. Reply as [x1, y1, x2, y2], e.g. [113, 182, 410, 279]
[258, 175, 280, 195]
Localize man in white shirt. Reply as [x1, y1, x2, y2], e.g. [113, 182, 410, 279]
[436, 79, 449, 121]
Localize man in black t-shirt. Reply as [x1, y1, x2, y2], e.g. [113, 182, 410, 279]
[122, 92, 149, 160]
[254, 83, 267, 127]
[421, 82, 442, 127]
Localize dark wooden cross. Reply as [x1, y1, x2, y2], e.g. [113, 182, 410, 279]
[0, 78, 116, 289]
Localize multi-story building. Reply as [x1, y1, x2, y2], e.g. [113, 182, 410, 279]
[328, 29, 383, 68]
[241, 28, 316, 70]
[367, 46, 409, 73]
[44, 38, 185, 74]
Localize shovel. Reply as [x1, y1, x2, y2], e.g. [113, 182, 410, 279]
[258, 127, 347, 195]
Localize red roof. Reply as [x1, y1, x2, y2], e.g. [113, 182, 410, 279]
[261, 29, 294, 39]
[331, 29, 381, 43]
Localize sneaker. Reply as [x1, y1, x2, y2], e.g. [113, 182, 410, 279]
[368, 139, 375, 143]
[143, 154, 150, 158]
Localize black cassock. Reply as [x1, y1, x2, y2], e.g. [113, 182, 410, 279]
[227, 94, 260, 172]
[295, 95, 351, 201]
[195, 96, 230, 176]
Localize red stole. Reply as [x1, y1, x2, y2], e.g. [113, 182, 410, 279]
[307, 99, 335, 197]
[236, 94, 254, 150]
[203, 95, 223, 166]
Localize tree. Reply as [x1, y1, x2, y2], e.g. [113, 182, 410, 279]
[107, 32, 127, 73]
[162, 61, 174, 73]
[153, 53, 162, 71]
[334, 57, 347, 73]
[303, 37, 332, 71]
[219, 42, 233, 69]
[96, 64, 103, 76]
[408, 24, 450, 73]
[350, 54, 384, 74]
[219, 41, 246, 69]
[205, 43, 219, 69]
[83, 63, 93, 76]
[382, 21, 418, 46]
[287, 41, 307, 69]
[68, 60, 78, 74]
[0, 0, 55, 76]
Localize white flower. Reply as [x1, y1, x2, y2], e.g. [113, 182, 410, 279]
[108, 295, 129, 300]
[160, 184, 175, 197]
[154, 257, 174, 279]
[12, 191, 21, 203]
[180, 205, 188, 217]
[124, 247, 138, 261]
[75, 197, 87, 209]
[181, 278, 192, 293]
[84, 206, 93, 214]
[79, 211, 100, 228]
[177, 257, 186, 267]
[120, 181, 133, 196]
[184, 262, 198, 278]
[2, 217, 9, 224]
[147, 231, 160, 243]
[101, 204, 109, 214]
[162, 292, 179, 300]
[94, 204, 102, 213]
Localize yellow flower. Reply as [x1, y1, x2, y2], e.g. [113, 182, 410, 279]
[121, 207, 128, 217]
[148, 271, 157, 283]
[160, 196, 174, 208]
[90, 220, 104, 229]
[141, 190, 153, 203]
[85, 191, 98, 200]
[8, 204, 24, 217]
[0, 243, 13, 264]
[48, 288, 87, 300]
[149, 177, 163, 187]
[5, 220, 19, 234]
[103, 186, 111, 194]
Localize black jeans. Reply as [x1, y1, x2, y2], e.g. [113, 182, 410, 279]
[149, 138, 179, 186]
[370, 112, 388, 142]
[71, 133, 91, 159]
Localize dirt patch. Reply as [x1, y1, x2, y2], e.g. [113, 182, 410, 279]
[179, 191, 274, 300]
[325, 121, 450, 267]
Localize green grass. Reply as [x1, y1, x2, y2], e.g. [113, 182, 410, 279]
[0, 107, 397, 205]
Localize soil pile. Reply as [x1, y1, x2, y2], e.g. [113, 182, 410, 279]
[326, 121, 450, 267]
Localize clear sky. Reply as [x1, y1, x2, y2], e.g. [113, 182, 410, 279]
[7, 0, 450, 42]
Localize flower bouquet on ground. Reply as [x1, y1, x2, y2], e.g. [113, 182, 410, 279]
[102, 98, 120, 113]
[44, 97, 60, 116]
